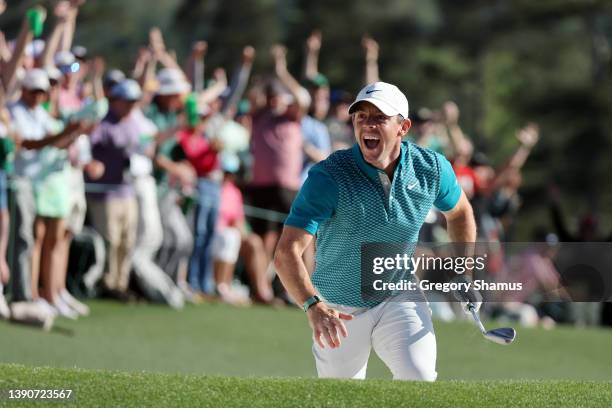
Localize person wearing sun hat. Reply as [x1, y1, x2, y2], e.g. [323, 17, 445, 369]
[8, 68, 86, 311]
[143, 68, 197, 300]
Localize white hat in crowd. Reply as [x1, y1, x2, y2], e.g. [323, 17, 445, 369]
[54, 50, 80, 74]
[45, 65, 62, 82]
[348, 81, 409, 119]
[156, 68, 191, 95]
[21, 68, 50, 91]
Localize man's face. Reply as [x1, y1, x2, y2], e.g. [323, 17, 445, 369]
[110, 99, 137, 119]
[266, 93, 289, 115]
[21, 88, 47, 108]
[158, 94, 183, 112]
[351, 102, 411, 168]
[311, 86, 330, 119]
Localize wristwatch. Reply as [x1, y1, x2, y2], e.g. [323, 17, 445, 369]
[302, 295, 321, 312]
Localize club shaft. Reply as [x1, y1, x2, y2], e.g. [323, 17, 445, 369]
[469, 305, 487, 334]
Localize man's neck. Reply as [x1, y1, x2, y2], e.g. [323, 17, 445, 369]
[377, 144, 402, 180]
[382, 156, 400, 180]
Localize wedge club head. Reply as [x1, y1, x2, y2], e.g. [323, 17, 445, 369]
[468, 303, 516, 345]
[483, 327, 516, 345]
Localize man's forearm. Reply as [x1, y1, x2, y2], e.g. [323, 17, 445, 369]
[2, 20, 33, 92]
[444, 195, 478, 285]
[275, 67, 310, 111]
[222, 63, 252, 117]
[274, 249, 317, 305]
[21, 127, 77, 150]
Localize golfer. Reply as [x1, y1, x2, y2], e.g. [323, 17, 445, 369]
[274, 82, 477, 381]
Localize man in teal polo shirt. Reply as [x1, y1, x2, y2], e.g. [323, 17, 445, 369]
[274, 82, 477, 381]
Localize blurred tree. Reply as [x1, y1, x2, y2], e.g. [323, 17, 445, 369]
[2, 0, 612, 236]
[172, 0, 284, 75]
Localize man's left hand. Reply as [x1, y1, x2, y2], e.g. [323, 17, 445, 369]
[450, 275, 482, 314]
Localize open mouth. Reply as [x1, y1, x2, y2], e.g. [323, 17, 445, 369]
[363, 135, 380, 150]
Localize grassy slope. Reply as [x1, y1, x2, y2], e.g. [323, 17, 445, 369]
[0, 364, 611, 408]
[0, 301, 611, 380]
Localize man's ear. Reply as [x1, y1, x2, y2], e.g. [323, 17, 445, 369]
[398, 118, 412, 136]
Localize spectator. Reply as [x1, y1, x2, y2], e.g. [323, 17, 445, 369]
[86, 79, 142, 300]
[301, 31, 336, 169]
[326, 91, 354, 151]
[129, 104, 185, 309]
[145, 68, 195, 300]
[178, 98, 225, 294]
[409, 108, 449, 155]
[247, 45, 310, 261]
[493, 229, 567, 328]
[9, 68, 85, 312]
[213, 46, 255, 167]
[442, 101, 478, 200]
[54, 50, 82, 115]
[213, 154, 275, 305]
[0, 88, 12, 319]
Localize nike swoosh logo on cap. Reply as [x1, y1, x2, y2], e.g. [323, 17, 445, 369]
[365, 89, 380, 94]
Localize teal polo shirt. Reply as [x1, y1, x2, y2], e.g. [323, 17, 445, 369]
[285, 141, 461, 307]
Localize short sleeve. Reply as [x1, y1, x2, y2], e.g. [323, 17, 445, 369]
[89, 123, 104, 145]
[434, 153, 462, 211]
[285, 163, 338, 235]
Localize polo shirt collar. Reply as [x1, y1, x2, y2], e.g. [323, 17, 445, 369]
[351, 141, 410, 182]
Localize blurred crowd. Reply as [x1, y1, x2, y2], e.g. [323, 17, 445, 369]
[0, 1, 609, 331]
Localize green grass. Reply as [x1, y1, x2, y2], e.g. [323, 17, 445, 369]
[1, 300, 611, 380]
[0, 364, 611, 407]
[1, 301, 611, 406]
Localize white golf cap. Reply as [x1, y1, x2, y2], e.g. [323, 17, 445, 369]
[21, 68, 50, 91]
[45, 65, 62, 82]
[54, 50, 76, 67]
[156, 68, 191, 95]
[348, 81, 409, 119]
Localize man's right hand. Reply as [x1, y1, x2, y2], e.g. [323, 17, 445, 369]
[306, 302, 352, 349]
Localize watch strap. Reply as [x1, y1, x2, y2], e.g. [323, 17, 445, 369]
[303, 295, 321, 312]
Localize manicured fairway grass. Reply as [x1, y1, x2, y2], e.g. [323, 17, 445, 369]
[1, 300, 611, 380]
[0, 364, 611, 407]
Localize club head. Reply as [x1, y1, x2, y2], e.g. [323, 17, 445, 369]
[484, 327, 516, 345]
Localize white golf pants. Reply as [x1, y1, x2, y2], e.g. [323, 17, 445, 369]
[312, 300, 437, 381]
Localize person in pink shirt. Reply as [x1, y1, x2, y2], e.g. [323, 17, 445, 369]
[213, 154, 275, 305]
[248, 45, 310, 260]
[54, 51, 82, 117]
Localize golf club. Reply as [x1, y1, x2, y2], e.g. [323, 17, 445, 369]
[468, 303, 516, 345]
